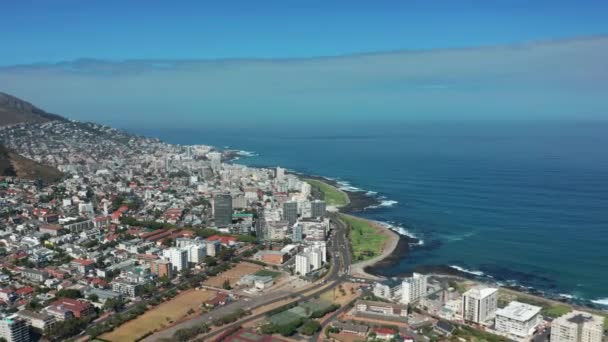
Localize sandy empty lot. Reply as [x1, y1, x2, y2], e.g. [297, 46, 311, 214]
[100, 289, 216, 342]
[203, 262, 263, 288]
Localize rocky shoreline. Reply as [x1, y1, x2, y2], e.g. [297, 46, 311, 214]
[230, 158, 607, 311]
[288, 172, 381, 212]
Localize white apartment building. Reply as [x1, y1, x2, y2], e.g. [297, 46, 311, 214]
[373, 282, 402, 301]
[295, 254, 311, 276]
[309, 248, 323, 270]
[462, 286, 498, 324]
[495, 301, 542, 338]
[551, 311, 604, 342]
[0, 315, 30, 342]
[185, 244, 206, 263]
[401, 273, 428, 304]
[163, 247, 188, 272]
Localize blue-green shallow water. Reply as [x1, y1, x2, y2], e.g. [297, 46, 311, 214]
[126, 121, 608, 305]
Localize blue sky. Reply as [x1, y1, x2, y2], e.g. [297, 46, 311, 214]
[2, 0, 608, 65]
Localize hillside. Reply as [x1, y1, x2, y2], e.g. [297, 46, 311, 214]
[0, 92, 67, 126]
[0, 143, 63, 183]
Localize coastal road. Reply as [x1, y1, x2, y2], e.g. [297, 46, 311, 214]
[144, 215, 352, 341]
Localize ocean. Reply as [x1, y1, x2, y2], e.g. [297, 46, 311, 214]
[127, 121, 608, 306]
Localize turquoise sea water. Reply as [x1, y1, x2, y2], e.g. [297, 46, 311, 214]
[128, 121, 608, 306]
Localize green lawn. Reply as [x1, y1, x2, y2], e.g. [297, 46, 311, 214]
[542, 304, 572, 318]
[511, 295, 573, 318]
[254, 270, 281, 278]
[340, 214, 388, 262]
[305, 179, 350, 207]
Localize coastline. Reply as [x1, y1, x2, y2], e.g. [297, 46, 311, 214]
[228, 154, 607, 312]
[344, 214, 401, 281]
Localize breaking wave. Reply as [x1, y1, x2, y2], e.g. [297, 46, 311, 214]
[449, 265, 485, 277]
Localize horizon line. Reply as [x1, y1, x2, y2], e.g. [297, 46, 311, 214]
[2, 33, 607, 68]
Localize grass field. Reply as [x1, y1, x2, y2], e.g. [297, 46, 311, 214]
[100, 289, 216, 342]
[305, 179, 350, 207]
[340, 214, 388, 262]
[254, 269, 282, 278]
[204, 262, 263, 288]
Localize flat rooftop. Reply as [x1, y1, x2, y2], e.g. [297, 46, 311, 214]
[496, 301, 541, 322]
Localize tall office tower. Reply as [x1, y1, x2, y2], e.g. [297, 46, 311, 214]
[400, 273, 428, 304]
[283, 201, 298, 226]
[462, 286, 498, 324]
[292, 224, 303, 242]
[163, 247, 188, 272]
[551, 311, 604, 342]
[311, 200, 326, 218]
[295, 253, 311, 276]
[255, 208, 265, 241]
[0, 315, 30, 342]
[208, 152, 222, 172]
[214, 193, 233, 227]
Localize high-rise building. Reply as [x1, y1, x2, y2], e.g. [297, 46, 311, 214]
[295, 254, 311, 276]
[400, 273, 428, 304]
[462, 287, 498, 324]
[311, 200, 326, 218]
[214, 193, 233, 227]
[276, 167, 285, 180]
[206, 240, 220, 257]
[0, 316, 30, 342]
[309, 248, 323, 270]
[551, 311, 604, 342]
[186, 244, 207, 263]
[163, 247, 188, 272]
[150, 259, 173, 279]
[283, 201, 298, 226]
[208, 152, 222, 171]
[255, 209, 265, 241]
[292, 224, 303, 242]
[495, 301, 542, 338]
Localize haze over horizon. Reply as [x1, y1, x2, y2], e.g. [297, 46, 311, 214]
[1, 0, 608, 126]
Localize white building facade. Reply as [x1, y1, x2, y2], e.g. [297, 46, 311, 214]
[401, 273, 428, 304]
[551, 311, 604, 342]
[495, 301, 542, 339]
[462, 287, 498, 324]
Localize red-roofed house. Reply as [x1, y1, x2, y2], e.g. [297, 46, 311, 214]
[207, 235, 237, 247]
[46, 298, 94, 320]
[373, 327, 397, 340]
[111, 211, 123, 224]
[70, 259, 95, 274]
[163, 208, 183, 223]
[204, 292, 229, 308]
[15, 286, 35, 297]
[44, 267, 68, 279]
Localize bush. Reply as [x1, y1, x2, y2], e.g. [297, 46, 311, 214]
[173, 323, 210, 342]
[310, 303, 340, 318]
[300, 320, 321, 336]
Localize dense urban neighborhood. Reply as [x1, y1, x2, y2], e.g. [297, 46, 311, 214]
[0, 110, 605, 342]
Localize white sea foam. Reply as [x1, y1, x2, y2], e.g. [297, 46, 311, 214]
[366, 190, 378, 196]
[449, 265, 485, 277]
[559, 294, 575, 299]
[237, 150, 258, 157]
[591, 298, 608, 306]
[336, 180, 364, 192]
[367, 200, 399, 209]
[376, 221, 424, 246]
